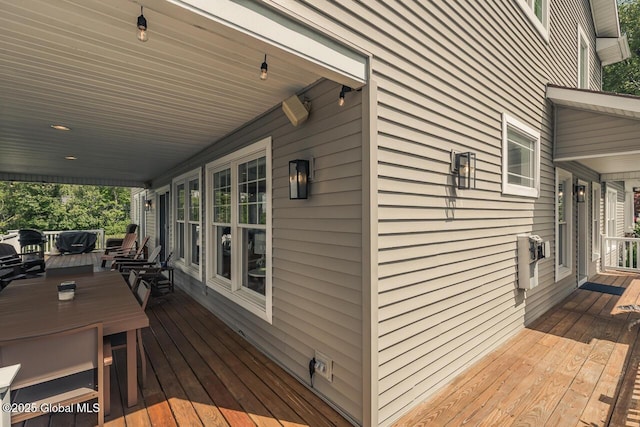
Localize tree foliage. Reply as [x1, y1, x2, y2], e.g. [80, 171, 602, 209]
[603, 0, 640, 94]
[0, 182, 131, 235]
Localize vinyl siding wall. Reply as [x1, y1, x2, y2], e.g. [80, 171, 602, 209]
[267, 0, 607, 425]
[149, 80, 364, 422]
[133, 0, 612, 424]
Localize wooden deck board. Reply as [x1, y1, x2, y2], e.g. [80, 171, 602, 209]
[14, 253, 350, 427]
[394, 271, 640, 427]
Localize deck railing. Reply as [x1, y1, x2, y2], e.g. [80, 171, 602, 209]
[602, 236, 640, 273]
[1, 229, 105, 254]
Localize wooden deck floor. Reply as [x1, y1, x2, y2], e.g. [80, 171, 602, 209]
[394, 271, 640, 427]
[16, 253, 351, 427]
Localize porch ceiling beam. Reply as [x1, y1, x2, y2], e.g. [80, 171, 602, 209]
[602, 171, 640, 181]
[164, 0, 368, 88]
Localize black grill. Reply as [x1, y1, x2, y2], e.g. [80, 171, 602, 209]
[17, 229, 46, 273]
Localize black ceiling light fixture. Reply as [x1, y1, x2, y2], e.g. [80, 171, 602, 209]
[260, 54, 268, 80]
[137, 6, 148, 42]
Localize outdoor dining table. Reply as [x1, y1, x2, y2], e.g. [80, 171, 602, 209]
[0, 270, 148, 408]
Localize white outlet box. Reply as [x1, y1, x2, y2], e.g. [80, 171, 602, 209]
[314, 350, 333, 382]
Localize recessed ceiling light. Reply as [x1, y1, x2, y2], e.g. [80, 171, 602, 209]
[51, 124, 71, 131]
[65, 156, 77, 160]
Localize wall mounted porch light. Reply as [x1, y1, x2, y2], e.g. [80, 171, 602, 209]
[145, 199, 153, 211]
[575, 184, 586, 203]
[289, 160, 309, 199]
[338, 85, 352, 106]
[451, 151, 477, 189]
[137, 6, 148, 42]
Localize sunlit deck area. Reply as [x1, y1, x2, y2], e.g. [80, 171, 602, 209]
[13, 252, 351, 427]
[394, 270, 640, 427]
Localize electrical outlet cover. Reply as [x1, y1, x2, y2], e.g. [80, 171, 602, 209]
[314, 350, 333, 382]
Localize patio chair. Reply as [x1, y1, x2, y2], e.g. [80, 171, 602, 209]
[103, 280, 150, 415]
[112, 244, 161, 273]
[0, 244, 30, 288]
[0, 322, 105, 426]
[118, 251, 173, 295]
[100, 233, 137, 267]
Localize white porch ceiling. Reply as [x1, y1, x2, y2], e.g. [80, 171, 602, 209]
[547, 85, 640, 176]
[0, 0, 365, 187]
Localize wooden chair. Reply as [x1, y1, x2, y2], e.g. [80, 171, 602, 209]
[112, 244, 161, 273]
[0, 323, 105, 426]
[103, 280, 150, 415]
[100, 233, 137, 267]
[120, 251, 173, 295]
[45, 264, 94, 278]
[105, 236, 150, 270]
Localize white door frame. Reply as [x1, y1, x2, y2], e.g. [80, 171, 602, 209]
[577, 179, 589, 285]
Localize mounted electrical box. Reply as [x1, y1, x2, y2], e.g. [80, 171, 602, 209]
[517, 234, 549, 290]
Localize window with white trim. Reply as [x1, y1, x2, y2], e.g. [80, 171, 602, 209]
[592, 182, 601, 261]
[518, 0, 549, 40]
[606, 187, 617, 253]
[502, 113, 541, 198]
[556, 169, 573, 281]
[578, 25, 590, 89]
[206, 137, 272, 322]
[173, 168, 201, 277]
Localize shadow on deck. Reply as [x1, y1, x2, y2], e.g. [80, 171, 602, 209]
[394, 270, 640, 427]
[15, 252, 351, 427]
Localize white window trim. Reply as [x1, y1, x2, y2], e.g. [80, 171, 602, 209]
[502, 113, 541, 198]
[555, 168, 573, 282]
[592, 182, 601, 261]
[517, 0, 550, 42]
[205, 137, 272, 323]
[172, 168, 202, 280]
[577, 25, 590, 89]
[606, 187, 617, 254]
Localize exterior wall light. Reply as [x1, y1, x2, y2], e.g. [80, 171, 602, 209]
[575, 184, 586, 203]
[452, 151, 477, 189]
[289, 160, 309, 199]
[145, 199, 152, 211]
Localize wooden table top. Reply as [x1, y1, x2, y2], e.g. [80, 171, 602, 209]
[0, 271, 149, 341]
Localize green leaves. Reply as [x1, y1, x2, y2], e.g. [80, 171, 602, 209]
[0, 183, 130, 234]
[603, 1, 640, 95]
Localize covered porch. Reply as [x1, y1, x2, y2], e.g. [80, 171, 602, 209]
[395, 270, 640, 426]
[11, 252, 351, 427]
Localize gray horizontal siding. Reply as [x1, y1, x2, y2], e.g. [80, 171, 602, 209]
[274, 0, 604, 425]
[160, 79, 364, 423]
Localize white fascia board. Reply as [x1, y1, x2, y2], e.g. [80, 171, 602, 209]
[169, 0, 368, 87]
[596, 35, 631, 66]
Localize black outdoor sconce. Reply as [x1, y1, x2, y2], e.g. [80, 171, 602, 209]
[452, 151, 477, 189]
[145, 199, 152, 211]
[289, 159, 309, 199]
[575, 184, 586, 203]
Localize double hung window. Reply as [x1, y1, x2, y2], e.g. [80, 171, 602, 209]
[578, 26, 590, 89]
[206, 137, 272, 322]
[556, 169, 573, 281]
[173, 169, 201, 277]
[592, 183, 601, 260]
